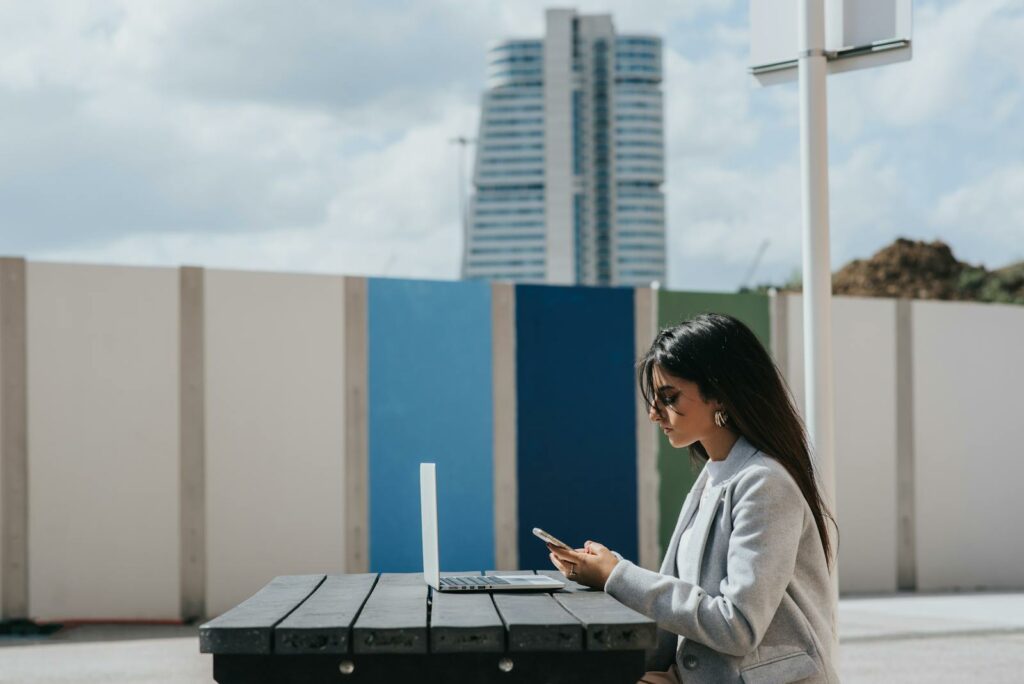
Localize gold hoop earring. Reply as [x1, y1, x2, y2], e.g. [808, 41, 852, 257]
[714, 410, 728, 428]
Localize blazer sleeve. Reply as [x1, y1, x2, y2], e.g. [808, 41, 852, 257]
[604, 465, 806, 657]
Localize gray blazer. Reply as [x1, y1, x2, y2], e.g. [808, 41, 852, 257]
[605, 436, 840, 683]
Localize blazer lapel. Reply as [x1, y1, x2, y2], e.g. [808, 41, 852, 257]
[677, 483, 724, 584]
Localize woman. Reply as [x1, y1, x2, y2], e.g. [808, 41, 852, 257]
[547, 313, 840, 683]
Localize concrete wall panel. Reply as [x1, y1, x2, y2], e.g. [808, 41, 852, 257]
[26, 262, 180, 620]
[205, 269, 346, 617]
[912, 300, 1024, 590]
[785, 294, 899, 594]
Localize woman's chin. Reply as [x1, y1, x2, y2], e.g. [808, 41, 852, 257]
[667, 433, 694, 448]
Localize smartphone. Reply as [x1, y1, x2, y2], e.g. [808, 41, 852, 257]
[533, 527, 573, 551]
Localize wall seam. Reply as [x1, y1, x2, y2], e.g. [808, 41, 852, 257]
[179, 266, 206, 620]
[492, 283, 519, 570]
[344, 277, 369, 573]
[635, 287, 660, 570]
[895, 298, 917, 591]
[770, 289, 789, 381]
[0, 257, 28, 621]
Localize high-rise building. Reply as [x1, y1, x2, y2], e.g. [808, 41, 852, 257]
[463, 9, 666, 287]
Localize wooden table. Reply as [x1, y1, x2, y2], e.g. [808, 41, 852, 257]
[200, 570, 657, 683]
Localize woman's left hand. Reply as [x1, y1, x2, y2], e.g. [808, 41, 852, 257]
[547, 540, 619, 590]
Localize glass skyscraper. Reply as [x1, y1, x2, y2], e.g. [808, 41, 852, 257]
[464, 9, 666, 287]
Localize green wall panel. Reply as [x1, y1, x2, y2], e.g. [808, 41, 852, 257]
[653, 291, 771, 558]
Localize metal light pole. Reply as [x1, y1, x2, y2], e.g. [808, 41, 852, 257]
[797, 0, 840, 645]
[450, 136, 476, 279]
[797, 0, 837, 517]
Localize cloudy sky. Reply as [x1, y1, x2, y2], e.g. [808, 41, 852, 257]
[1, 0, 1021, 291]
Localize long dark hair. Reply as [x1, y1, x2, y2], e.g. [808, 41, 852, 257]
[637, 312, 838, 570]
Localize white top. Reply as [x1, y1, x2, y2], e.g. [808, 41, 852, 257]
[674, 459, 730, 576]
[703, 457, 730, 486]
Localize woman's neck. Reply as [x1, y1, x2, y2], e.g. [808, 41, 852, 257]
[703, 431, 740, 462]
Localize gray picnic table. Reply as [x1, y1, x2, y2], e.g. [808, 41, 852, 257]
[199, 570, 657, 683]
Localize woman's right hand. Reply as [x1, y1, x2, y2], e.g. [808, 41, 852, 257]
[548, 540, 619, 589]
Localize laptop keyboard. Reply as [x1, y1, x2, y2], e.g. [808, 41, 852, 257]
[440, 575, 511, 587]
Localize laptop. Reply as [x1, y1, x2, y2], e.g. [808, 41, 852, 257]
[420, 463, 564, 592]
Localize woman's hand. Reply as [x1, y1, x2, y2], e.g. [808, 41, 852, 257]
[547, 540, 620, 590]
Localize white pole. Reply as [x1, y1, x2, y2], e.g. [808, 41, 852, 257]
[797, 0, 839, 632]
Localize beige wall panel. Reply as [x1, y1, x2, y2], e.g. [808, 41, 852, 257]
[783, 294, 899, 594]
[912, 300, 1024, 591]
[27, 262, 180, 620]
[205, 270, 346, 617]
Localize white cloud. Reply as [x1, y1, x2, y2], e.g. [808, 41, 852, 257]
[663, 44, 763, 159]
[931, 164, 1024, 266]
[667, 160, 800, 289]
[828, 144, 911, 261]
[34, 96, 478, 278]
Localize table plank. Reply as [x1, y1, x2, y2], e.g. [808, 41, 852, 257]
[493, 593, 584, 652]
[430, 571, 505, 653]
[273, 573, 378, 654]
[552, 591, 657, 651]
[352, 573, 429, 654]
[485, 569, 583, 652]
[199, 574, 325, 654]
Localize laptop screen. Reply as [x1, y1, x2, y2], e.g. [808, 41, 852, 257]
[419, 463, 440, 589]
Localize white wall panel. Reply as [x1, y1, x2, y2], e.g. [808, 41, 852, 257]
[205, 270, 346, 617]
[27, 263, 180, 620]
[784, 294, 899, 594]
[912, 300, 1024, 590]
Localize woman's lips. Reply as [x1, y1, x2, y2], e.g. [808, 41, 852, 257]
[661, 426, 672, 433]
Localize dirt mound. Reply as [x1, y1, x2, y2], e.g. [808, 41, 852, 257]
[832, 238, 966, 300]
[772, 238, 1024, 304]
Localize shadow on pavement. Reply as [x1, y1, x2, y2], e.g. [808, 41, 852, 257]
[0, 622, 201, 647]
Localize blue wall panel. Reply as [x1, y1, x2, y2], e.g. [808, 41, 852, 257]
[515, 285, 638, 570]
[368, 278, 494, 572]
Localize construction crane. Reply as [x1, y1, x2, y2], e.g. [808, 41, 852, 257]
[449, 136, 477, 279]
[741, 239, 771, 291]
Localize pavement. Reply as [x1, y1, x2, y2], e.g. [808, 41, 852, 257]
[838, 591, 1024, 683]
[1, 591, 1022, 683]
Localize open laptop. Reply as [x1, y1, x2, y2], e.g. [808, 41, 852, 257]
[420, 463, 564, 592]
